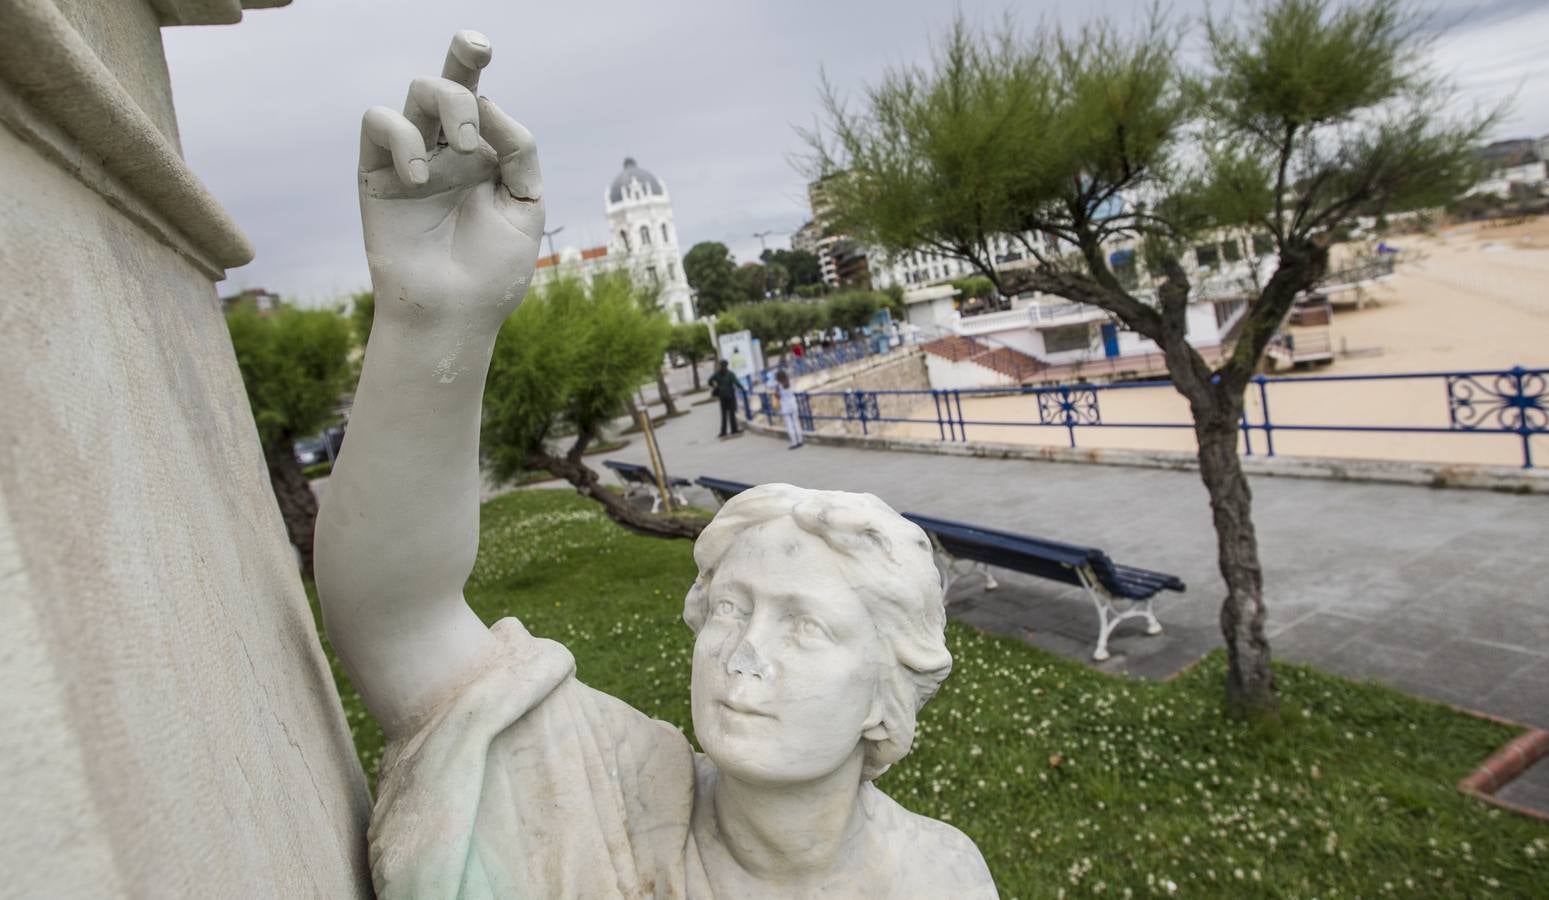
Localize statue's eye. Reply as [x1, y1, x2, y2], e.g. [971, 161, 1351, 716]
[714, 599, 738, 616]
[797, 616, 829, 640]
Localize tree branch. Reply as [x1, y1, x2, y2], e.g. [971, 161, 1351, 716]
[1219, 239, 1328, 393]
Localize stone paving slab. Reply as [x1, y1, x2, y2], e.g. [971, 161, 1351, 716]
[1497, 758, 1549, 817]
[615, 401, 1549, 730]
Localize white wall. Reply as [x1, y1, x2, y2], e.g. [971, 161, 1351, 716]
[0, 3, 371, 896]
[924, 353, 1017, 390]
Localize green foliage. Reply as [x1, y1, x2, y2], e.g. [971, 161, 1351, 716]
[226, 302, 354, 449]
[709, 310, 741, 340]
[822, 290, 886, 332]
[481, 273, 669, 483]
[950, 276, 997, 301]
[1198, 0, 1489, 238]
[682, 241, 742, 315]
[810, 1, 1487, 290]
[734, 263, 770, 302]
[310, 489, 1549, 895]
[1205, 0, 1411, 132]
[349, 291, 375, 348]
[666, 321, 714, 363]
[723, 300, 825, 351]
[807, 20, 1048, 285]
[761, 248, 824, 289]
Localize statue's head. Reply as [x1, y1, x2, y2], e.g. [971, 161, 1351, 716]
[684, 484, 951, 784]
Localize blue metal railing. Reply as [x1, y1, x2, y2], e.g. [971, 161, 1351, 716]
[773, 366, 1548, 469]
[754, 337, 890, 387]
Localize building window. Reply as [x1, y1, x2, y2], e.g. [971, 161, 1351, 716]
[1109, 249, 1140, 290]
[620, 229, 630, 252]
[1194, 244, 1220, 269]
[661, 223, 670, 243]
[1044, 324, 1091, 353]
[647, 266, 659, 284]
[667, 261, 677, 281]
[640, 225, 652, 246]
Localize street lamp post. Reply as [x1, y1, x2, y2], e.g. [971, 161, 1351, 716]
[752, 229, 780, 298]
[542, 226, 564, 268]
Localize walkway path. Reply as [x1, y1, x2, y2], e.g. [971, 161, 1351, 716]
[612, 400, 1549, 730]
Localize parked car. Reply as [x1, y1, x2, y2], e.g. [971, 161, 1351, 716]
[293, 425, 345, 468]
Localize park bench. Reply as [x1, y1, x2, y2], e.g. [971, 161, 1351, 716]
[602, 459, 692, 513]
[691, 476, 1183, 661]
[901, 512, 1184, 661]
[694, 475, 756, 505]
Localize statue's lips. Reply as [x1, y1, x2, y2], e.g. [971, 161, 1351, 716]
[718, 699, 775, 719]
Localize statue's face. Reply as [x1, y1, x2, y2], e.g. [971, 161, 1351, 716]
[690, 519, 890, 784]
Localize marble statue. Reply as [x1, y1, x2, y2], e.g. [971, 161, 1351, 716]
[314, 31, 997, 900]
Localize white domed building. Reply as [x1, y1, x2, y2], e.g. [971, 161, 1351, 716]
[531, 158, 695, 323]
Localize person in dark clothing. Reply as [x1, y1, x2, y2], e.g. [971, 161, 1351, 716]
[708, 359, 742, 438]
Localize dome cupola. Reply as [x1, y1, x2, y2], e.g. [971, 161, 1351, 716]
[608, 157, 666, 204]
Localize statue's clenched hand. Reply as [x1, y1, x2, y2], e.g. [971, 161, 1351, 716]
[358, 31, 543, 334]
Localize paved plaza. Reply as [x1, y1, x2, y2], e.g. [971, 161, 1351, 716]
[613, 398, 1549, 731]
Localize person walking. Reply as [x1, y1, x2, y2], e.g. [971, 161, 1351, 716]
[776, 370, 804, 449]
[708, 359, 741, 438]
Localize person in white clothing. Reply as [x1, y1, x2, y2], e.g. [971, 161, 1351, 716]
[777, 369, 804, 449]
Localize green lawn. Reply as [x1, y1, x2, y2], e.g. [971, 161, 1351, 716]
[309, 489, 1548, 898]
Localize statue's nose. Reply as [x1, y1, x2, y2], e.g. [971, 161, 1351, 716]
[726, 638, 771, 680]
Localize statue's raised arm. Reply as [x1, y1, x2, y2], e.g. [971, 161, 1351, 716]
[314, 30, 544, 740]
[316, 32, 996, 899]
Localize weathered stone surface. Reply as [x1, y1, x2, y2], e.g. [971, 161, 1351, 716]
[0, 3, 369, 896]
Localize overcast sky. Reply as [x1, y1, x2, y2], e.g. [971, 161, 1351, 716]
[163, 0, 1549, 305]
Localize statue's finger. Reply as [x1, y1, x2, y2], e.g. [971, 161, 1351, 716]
[478, 97, 542, 202]
[360, 106, 430, 186]
[442, 30, 491, 93]
[403, 77, 481, 152]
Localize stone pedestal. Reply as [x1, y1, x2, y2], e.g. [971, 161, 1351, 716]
[0, 2, 371, 896]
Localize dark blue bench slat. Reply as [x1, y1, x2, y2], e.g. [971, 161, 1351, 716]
[603, 459, 691, 488]
[695, 476, 756, 499]
[903, 512, 1184, 601]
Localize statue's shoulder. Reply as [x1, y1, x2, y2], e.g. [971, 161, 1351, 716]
[864, 786, 998, 898]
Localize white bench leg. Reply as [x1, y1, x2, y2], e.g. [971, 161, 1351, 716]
[979, 564, 999, 591]
[1090, 588, 1119, 661]
[1078, 567, 1162, 661]
[650, 492, 662, 514]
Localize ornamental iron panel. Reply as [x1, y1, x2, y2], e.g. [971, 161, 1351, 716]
[1446, 368, 1547, 434]
[1036, 385, 1102, 427]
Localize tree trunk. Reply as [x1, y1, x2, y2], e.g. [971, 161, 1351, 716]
[1193, 396, 1279, 720]
[534, 451, 703, 539]
[263, 438, 320, 577]
[655, 369, 679, 417]
[689, 358, 702, 392]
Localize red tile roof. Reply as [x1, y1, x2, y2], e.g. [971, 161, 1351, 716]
[535, 246, 609, 269]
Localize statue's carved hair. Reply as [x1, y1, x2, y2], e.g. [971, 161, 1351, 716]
[684, 483, 951, 780]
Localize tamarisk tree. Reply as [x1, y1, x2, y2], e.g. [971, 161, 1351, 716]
[481, 272, 699, 538]
[811, 0, 1485, 717]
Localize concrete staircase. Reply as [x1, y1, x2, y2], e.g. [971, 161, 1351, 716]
[921, 335, 1047, 382]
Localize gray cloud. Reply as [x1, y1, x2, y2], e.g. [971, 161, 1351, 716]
[163, 0, 1547, 303]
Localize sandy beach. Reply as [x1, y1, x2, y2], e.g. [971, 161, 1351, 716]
[876, 218, 1549, 467]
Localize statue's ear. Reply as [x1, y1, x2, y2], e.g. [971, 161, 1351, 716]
[862, 695, 889, 743]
